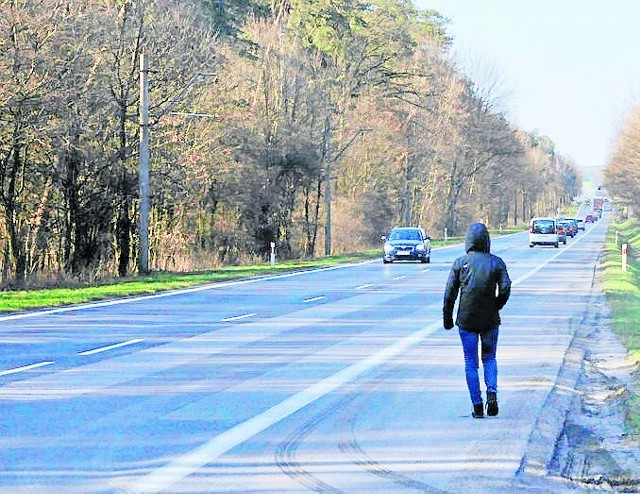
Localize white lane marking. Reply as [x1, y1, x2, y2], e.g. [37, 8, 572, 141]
[0, 361, 54, 377]
[0, 232, 533, 324]
[393, 275, 405, 280]
[125, 241, 588, 492]
[421, 268, 430, 273]
[79, 339, 144, 356]
[0, 261, 375, 322]
[126, 319, 443, 493]
[512, 222, 598, 286]
[221, 313, 256, 323]
[303, 296, 325, 303]
[355, 283, 372, 290]
[0, 235, 500, 324]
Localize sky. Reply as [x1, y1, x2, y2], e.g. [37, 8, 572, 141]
[414, 0, 640, 180]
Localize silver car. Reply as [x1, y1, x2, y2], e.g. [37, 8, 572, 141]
[382, 227, 431, 263]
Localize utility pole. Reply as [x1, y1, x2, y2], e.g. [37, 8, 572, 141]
[323, 117, 332, 256]
[137, 51, 215, 275]
[138, 52, 150, 274]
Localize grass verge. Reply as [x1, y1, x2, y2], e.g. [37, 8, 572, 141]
[599, 216, 640, 433]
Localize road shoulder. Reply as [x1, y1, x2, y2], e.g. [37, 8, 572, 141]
[517, 256, 640, 492]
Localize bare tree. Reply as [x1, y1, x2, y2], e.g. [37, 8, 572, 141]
[605, 106, 640, 211]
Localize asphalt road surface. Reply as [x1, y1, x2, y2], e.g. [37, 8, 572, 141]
[0, 216, 609, 493]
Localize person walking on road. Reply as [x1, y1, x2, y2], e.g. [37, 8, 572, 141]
[443, 223, 511, 418]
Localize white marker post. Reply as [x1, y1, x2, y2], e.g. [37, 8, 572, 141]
[270, 242, 276, 268]
[622, 243, 628, 272]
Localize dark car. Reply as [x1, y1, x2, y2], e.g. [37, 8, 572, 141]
[564, 218, 579, 235]
[556, 223, 567, 244]
[558, 220, 576, 238]
[382, 227, 431, 263]
[585, 214, 596, 223]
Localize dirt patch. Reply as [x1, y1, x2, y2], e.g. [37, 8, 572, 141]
[516, 259, 640, 493]
[549, 285, 640, 492]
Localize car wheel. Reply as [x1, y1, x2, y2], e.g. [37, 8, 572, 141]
[383, 259, 391, 264]
[554, 242, 559, 248]
[563, 240, 567, 245]
[529, 243, 534, 248]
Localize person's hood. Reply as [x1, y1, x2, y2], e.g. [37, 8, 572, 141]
[465, 223, 491, 253]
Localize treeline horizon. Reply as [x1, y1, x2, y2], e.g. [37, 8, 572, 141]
[604, 104, 640, 216]
[0, 0, 580, 287]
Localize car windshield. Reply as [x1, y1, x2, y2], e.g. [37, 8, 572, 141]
[389, 229, 421, 241]
[532, 220, 554, 234]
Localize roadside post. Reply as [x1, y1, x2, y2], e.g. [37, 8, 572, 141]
[270, 242, 276, 268]
[137, 51, 215, 275]
[622, 243, 628, 272]
[444, 227, 448, 242]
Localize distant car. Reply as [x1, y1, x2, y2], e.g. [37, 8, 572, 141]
[558, 220, 576, 238]
[585, 214, 596, 223]
[556, 222, 567, 244]
[529, 217, 559, 248]
[576, 218, 586, 230]
[382, 226, 431, 263]
[564, 218, 579, 234]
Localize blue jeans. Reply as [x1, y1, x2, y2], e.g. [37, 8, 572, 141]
[458, 327, 499, 405]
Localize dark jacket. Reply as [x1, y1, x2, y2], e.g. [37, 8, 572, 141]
[443, 223, 511, 332]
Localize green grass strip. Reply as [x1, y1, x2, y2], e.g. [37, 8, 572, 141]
[600, 218, 640, 363]
[599, 216, 640, 434]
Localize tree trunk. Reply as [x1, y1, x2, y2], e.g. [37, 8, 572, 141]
[445, 161, 460, 234]
[2, 145, 27, 285]
[117, 197, 131, 277]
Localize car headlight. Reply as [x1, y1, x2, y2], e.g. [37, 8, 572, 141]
[415, 242, 425, 251]
[384, 243, 394, 253]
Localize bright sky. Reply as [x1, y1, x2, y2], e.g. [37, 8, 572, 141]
[414, 0, 640, 178]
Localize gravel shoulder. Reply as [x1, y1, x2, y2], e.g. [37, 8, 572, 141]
[516, 256, 640, 492]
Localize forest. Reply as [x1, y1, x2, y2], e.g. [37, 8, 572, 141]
[0, 0, 581, 287]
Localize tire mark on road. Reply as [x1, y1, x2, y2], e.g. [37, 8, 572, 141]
[335, 368, 449, 494]
[276, 367, 448, 493]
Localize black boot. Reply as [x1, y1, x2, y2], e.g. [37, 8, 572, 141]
[486, 392, 498, 416]
[472, 403, 484, 418]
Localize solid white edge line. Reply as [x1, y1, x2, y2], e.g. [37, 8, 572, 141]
[303, 296, 325, 303]
[220, 313, 256, 323]
[0, 361, 54, 377]
[78, 339, 144, 356]
[0, 261, 376, 323]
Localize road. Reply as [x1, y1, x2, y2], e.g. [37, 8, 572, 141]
[0, 216, 609, 493]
